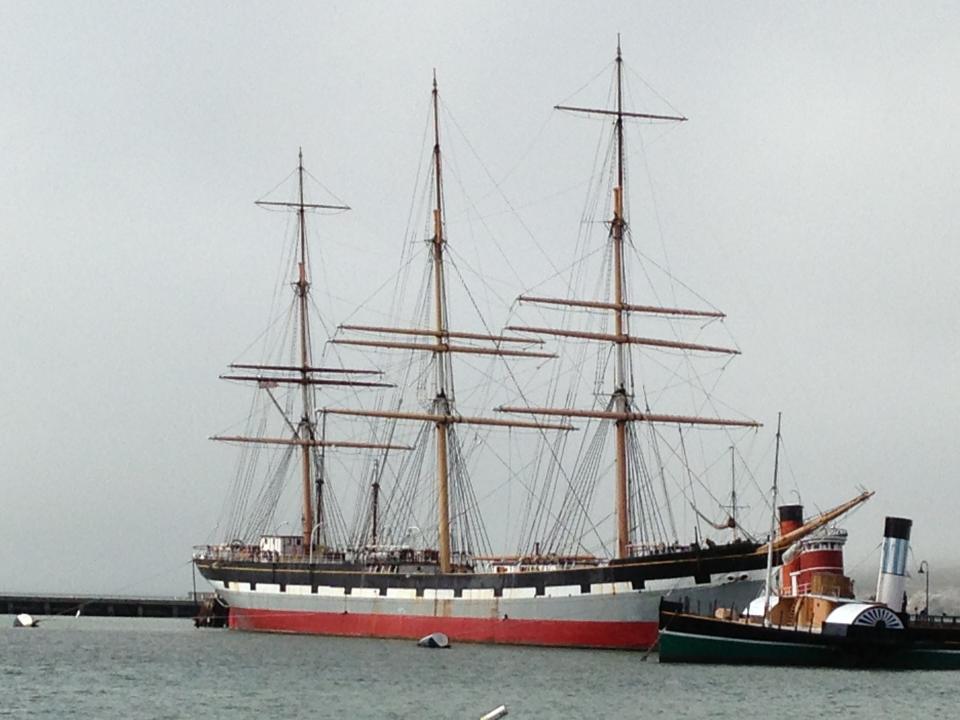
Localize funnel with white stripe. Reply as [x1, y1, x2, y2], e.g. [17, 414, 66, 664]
[875, 516, 912, 611]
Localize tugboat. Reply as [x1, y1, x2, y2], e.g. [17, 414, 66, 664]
[659, 515, 960, 668]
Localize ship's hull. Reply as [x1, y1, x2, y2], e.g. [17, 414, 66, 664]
[195, 544, 767, 649]
[228, 606, 653, 648]
[222, 578, 762, 648]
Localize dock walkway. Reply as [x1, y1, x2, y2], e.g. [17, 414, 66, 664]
[1, 592, 211, 619]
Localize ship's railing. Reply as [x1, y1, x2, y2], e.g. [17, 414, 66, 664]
[194, 543, 608, 572]
[192, 543, 446, 567]
[472, 555, 603, 574]
[911, 612, 960, 626]
[626, 542, 703, 557]
[474, 554, 600, 566]
[357, 546, 440, 565]
[191, 544, 346, 564]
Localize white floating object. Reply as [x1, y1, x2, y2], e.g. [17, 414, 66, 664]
[14, 613, 38, 628]
[480, 706, 508, 720]
[416, 632, 450, 648]
[742, 594, 780, 618]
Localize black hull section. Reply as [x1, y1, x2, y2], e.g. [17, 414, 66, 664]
[196, 541, 768, 597]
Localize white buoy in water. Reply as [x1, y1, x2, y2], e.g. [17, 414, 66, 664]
[14, 613, 38, 628]
[416, 632, 450, 648]
[480, 706, 508, 720]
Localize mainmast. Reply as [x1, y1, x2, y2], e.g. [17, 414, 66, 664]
[611, 39, 630, 558]
[212, 150, 407, 551]
[330, 75, 575, 573]
[502, 39, 759, 559]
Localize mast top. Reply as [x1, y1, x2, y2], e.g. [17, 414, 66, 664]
[554, 40, 687, 123]
[254, 149, 350, 212]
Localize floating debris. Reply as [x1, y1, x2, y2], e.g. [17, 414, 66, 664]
[480, 706, 508, 720]
[417, 632, 450, 649]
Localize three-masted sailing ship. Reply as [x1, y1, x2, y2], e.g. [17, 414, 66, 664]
[193, 43, 868, 648]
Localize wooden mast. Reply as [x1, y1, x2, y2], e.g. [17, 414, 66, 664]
[763, 412, 782, 622]
[371, 460, 381, 546]
[330, 75, 576, 573]
[499, 39, 757, 560]
[317, 409, 327, 547]
[611, 38, 631, 558]
[431, 71, 454, 573]
[214, 151, 398, 554]
[295, 148, 317, 549]
[730, 446, 738, 540]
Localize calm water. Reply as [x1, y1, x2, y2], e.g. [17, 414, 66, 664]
[1, 616, 956, 718]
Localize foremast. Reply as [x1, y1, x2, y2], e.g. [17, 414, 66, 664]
[501, 39, 760, 559]
[212, 150, 406, 550]
[331, 74, 574, 573]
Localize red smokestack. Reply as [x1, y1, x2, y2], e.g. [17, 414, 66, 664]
[778, 505, 803, 592]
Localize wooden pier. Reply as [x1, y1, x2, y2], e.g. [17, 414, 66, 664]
[1, 592, 226, 625]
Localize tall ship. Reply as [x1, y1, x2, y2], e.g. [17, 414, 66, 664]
[193, 42, 866, 649]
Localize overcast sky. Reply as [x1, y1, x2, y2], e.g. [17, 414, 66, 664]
[2, 1, 958, 597]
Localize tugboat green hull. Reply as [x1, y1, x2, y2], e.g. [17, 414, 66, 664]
[659, 605, 960, 669]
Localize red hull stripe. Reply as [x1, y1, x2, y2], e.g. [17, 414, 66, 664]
[229, 606, 658, 649]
